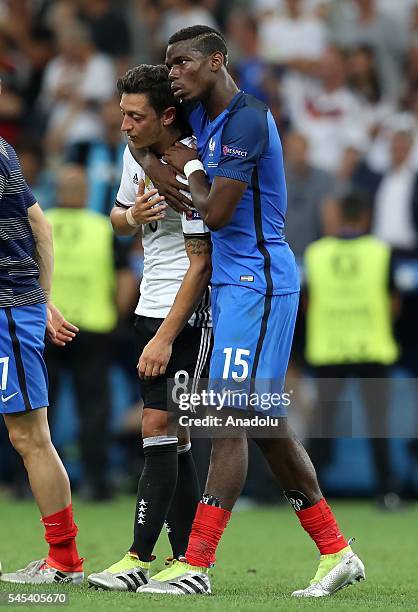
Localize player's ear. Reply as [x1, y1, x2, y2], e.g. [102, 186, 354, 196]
[209, 51, 224, 73]
[162, 106, 176, 127]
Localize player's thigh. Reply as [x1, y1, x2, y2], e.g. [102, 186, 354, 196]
[209, 287, 299, 408]
[0, 304, 49, 416]
[170, 323, 212, 391]
[136, 316, 212, 412]
[3, 406, 50, 452]
[134, 316, 167, 411]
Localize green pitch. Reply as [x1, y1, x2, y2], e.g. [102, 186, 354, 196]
[0, 494, 417, 611]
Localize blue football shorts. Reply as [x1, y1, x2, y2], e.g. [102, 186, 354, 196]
[209, 285, 299, 416]
[0, 303, 49, 415]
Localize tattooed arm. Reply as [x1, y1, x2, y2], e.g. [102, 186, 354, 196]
[138, 234, 212, 379]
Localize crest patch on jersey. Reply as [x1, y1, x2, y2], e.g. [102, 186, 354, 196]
[185, 208, 202, 221]
[222, 145, 248, 158]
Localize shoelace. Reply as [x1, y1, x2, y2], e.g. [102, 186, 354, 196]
[18, 560, 45, 575]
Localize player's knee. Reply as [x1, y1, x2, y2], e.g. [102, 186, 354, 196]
[211, 434, 246, 458]
[142, 409, 169, 439]
[8, 422, 51, 458]
[177, 423, 190, 447]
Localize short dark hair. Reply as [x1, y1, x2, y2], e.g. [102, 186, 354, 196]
[340, 192, 371, 223]
[117, 64, 175, 116]
[168, 25, 228, 65]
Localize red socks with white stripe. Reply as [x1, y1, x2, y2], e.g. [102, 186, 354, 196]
[42, 504, 83, 572]
[294, 498, 348, 555]
[184, 494, 347, 569]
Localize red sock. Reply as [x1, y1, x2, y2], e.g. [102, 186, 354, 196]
[185, 502, 231, 568]
[42, 504, 83, 572]
[295, 498, 348, 555]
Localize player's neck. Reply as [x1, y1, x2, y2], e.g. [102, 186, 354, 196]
[150, 127, 182, 157]
[204, 74, 240, 121]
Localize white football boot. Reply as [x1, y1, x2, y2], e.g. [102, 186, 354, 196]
[0, 559, 84, 585]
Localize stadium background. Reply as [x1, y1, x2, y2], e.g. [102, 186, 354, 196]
[0, 0, 417, 504]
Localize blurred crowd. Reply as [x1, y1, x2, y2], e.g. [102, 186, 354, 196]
[0, 0, 418, 502]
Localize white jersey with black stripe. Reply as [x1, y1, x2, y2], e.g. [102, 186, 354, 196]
[116, 137, 211, 327]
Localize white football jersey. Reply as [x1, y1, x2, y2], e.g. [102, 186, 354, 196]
[116, 137, 211, 327]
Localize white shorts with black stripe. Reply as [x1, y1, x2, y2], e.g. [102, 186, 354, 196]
[134, 316, 212, 411]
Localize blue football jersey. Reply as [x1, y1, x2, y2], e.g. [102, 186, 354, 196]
[0, 137, 44, 308]
[186, 92, 299, 296]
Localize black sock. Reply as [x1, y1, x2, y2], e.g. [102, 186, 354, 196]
[130, 437, 178, 562]
[165, 445, 200, 559]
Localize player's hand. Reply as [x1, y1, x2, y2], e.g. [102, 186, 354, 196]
[137, 336, 173, 380]
[163, 142, 198, 176]
[46, 302, 79, 347]
[147, 162, 191, 214]
[130, 179, 167, 225]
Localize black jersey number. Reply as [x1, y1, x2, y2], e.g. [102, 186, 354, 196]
[145, 221, 159, 233]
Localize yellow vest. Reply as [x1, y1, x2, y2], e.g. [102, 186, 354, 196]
[46, 208, 117, 333]
[305, 235, 398, 365]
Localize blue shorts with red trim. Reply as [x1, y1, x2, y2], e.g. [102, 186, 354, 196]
[208, 285, 299, 415]
[0, 303, 49, 414]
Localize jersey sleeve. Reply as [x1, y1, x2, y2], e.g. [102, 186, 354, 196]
[175, 165, 210, 237]
[181, 206, 210, 237]
[214, 106, 268, 184]
[0, 151, 36, 207]
[23, 182, 37, 208]
[115, 146, 139, 208]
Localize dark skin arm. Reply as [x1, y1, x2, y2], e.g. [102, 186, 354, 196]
[128, 144, 190, 213]
[163, 141, 247, 231]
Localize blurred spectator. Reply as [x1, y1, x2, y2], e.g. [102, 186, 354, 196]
[44, 164, 131, 500]
[0, 31, 26, 143]
[304, 192, 401, 508]
[365, 104, 418, 173]
[226, 11, 277, 105]
[78, 0, 132, 74]
[67, 98, 125, 215]
[43, 0, 80, 36]
[253, 0, 331, 19]
[15, 137, 56, 210]
[282, 46, 368, 174]
[378, 0, 417, 32]
[330, 0, 405, 100]
[0, 1, 54, 114]
[39, 21, 116, 156]
[284, 131, 336, 257]
[155, 0, 219, 60]
[372, 131, 418, 249]
[284, 130, 337, 382]
[346, 45, 394, 135]
[354, 129, 418, 389]
[257, 0, 327, 67]
[354, 130, 418, 250]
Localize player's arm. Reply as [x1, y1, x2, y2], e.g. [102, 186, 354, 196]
[28, 203, 53, 301]
[165, 156, 246, 231]
[163, 107, 267, 230]
[28, 203, 78, 346]
[138, 233, 212, 379]
[111, 179, 166, 236]
[128, 144, 190, 213]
